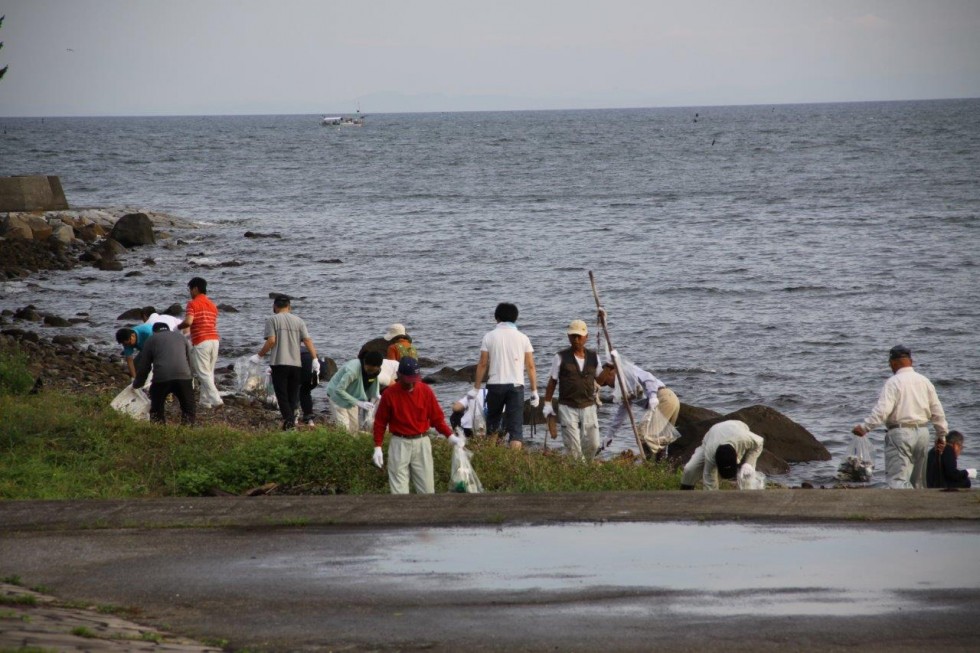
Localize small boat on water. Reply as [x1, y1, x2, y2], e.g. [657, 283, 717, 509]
[321, 110, 364, 127]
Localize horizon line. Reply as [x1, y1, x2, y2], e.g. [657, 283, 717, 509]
[1, 95, 978, 120]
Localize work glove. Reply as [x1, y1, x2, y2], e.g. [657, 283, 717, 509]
[311, 358, 321, 377]
[530, 391, 540, 408]
[448, 434, 466, 448]
[739, 463, 755, 479]
[357, 400, 374, 412]
[466, 388, 477, 400]
[372, 446, 384, 469]
[647, 395, 659, 411]
[248, 354, 262, 365]
[542, 404, 555, 419]
[967, 469, 977, 480]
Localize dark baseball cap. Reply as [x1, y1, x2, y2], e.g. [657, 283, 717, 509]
[397, 356, 422, 382]
[715, 444, 739, 479]
[889, 345, 912, 361]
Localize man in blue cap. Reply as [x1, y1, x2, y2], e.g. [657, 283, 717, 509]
[853, 344, 948, 488]
[372, 357, 464, 493]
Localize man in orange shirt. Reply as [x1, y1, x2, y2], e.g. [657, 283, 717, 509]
[177, 277, 224, 409]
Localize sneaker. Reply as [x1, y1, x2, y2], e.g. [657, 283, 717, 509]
[282, 420, 295, 431]
[302, 415, 316, 427]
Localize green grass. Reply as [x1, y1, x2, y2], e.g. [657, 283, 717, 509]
[0, 595, 37, 607]
[70, 626, 97, 638]
[0, 352, 681, 499]
[0, 349, 33, 396]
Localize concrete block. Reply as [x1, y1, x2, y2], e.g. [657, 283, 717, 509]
[0, 176, 70, 212]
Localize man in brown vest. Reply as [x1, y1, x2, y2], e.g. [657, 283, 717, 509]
[542, 320, 603, 460]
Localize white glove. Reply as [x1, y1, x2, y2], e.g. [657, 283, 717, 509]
[357, 401, 374, 412]
[542, 404, 555, 419]
[466, 388, 477, 399]
[248, 354, 262, 364]
[448, 434, 465, 448]
[530, 391, 540, 408]
[739, 463, 755, 479]
[372, 446, 384, 469]
[647, 395, 659, 411]
[967, 469, 977, 479]
[311, 358, 321, 377]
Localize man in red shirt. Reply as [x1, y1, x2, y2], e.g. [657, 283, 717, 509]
[177, 277, 223, 409]
[372, 357, 463, 493]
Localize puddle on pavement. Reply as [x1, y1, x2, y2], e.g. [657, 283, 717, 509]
[272, 522, 980, 617]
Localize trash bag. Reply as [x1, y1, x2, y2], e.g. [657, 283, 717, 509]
[637, 407, 680, 455]
[450, 446, 483, 493]
[837, 435, 875, 482]
[110, 385, 151, 421]
[360, 400, 377, 432]
[737, 466, 766, 490]
[234, 356, 277, 407]
[234, 356, 267, 394]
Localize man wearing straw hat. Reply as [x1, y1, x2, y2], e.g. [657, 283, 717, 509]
[542, 319, 603, 461]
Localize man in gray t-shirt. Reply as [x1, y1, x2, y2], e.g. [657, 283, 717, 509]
[133, 323, 196, 425]
[253, 295, 319, 430]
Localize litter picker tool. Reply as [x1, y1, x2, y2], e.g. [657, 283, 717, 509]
[589, 271, 646, 459]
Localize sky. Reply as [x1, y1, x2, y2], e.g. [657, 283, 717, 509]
[0, 0, 978, 117]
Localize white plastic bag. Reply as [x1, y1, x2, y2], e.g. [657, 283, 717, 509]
[377, 359, 400, 387]
[836, 435, 875, 482]
[110, 385, 151, 421]
[234, 356, 277, 407]
[637, 407, 680, 455]
[360, 400, 378, 432]
[737, 467, 766, 490]
[450, 447, 483, 493]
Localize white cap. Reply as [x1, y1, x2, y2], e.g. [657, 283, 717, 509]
[384, 323, 407, 340]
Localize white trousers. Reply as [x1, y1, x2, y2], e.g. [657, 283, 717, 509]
[387, 435, 434, 494]
[558, 404, 600, 461]
[329, 399, 360, 433]
[191, 339, 223, 408]
[884, 426, 930, 489]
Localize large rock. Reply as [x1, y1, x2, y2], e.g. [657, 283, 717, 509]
[50, 223, 75, 245]
[0, 176, 69, 212]
[1, 214, 33, 239]
[109, 212, 155, 247]
[423, 364, 478, 385]
[76, 222, 106, 242]
[669, 403, 830, 475]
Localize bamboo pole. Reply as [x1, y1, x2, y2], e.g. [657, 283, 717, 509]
[588, 271, 646, 459]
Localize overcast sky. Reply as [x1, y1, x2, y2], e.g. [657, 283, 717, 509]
[1, 0, 978, 116]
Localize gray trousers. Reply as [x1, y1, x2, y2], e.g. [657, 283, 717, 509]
[387, 435, 435, 494]
[884, 426, 930, 489]
[558, 404, 600, 461]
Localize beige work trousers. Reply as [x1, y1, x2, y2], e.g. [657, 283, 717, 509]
[329, 399, 360, 433]
[387, 435, 435, 494]
[558, 404, 600, 461]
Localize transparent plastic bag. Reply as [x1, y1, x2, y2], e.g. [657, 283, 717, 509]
[450, 446, 483, 493]
[471, 394, 487, 437]
[234, 356, 267, 394]
[637, 407, 680, 455]
[737, 467, 766, 490]
[110, 385, 151, 421]
[836, 435, 875, 482]
[360, 400, 377, 432]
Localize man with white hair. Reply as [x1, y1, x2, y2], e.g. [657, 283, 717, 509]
[853, 344, 947, 489]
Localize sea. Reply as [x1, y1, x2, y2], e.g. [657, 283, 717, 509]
[2, 99, 979, 485]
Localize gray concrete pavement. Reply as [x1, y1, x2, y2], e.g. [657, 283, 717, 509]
[2, 491, 979, 652]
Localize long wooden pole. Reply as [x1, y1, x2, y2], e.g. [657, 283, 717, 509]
[588, 271, 646, 459]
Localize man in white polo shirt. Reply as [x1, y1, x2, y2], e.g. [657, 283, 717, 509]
[472, 302, 538, 449]
[853, 344, 948, 488]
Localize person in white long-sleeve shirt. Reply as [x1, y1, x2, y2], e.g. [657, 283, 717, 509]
[598, 356, 680, 458]
[853, 344, 948, 489]
[681, 420, 764, 490]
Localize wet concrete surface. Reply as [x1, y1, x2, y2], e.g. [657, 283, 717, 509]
[2, 492, 979, 651]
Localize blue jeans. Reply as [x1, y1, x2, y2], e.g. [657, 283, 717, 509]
[486, 383, 524, 442]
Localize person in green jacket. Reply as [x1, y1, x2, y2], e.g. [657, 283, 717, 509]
[326, 350, 384, 432]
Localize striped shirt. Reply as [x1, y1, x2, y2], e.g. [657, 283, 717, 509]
[186, 294, 219, 346]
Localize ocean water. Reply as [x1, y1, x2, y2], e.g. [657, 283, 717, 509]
[2, 100, 979, 484]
